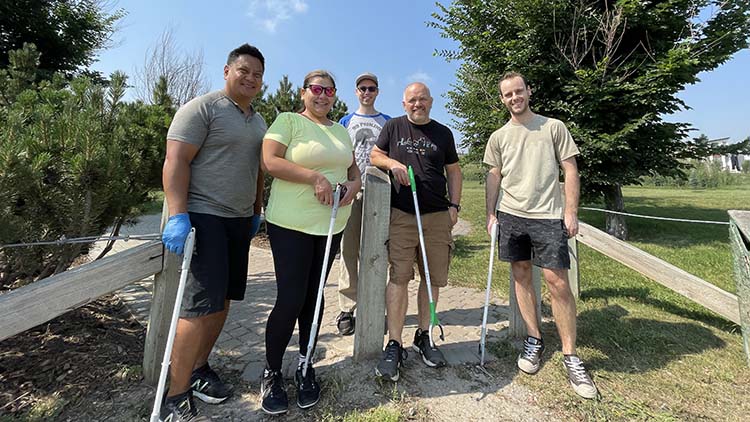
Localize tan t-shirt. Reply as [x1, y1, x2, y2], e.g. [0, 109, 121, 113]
[483, 114, 579, 219]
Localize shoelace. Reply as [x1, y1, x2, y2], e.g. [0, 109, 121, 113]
[521, 340, 543, 360]
[300, 370, 318, 391]
[268, 373, 285, 397]
[565, 359, 590, 384]
[384, 342, 407, 362]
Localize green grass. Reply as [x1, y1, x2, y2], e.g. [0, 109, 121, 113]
[451, 181, 750, 421]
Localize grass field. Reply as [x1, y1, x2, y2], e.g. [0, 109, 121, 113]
[451, 181, 750, 421]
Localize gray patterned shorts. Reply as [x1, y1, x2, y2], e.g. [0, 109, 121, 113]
[496, 211, 570, 269]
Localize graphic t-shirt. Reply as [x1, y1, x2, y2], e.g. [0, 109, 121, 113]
[375, 116, 459, 214]
[339, 112, 391, 181]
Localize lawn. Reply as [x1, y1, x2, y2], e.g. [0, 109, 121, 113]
[451, 181, 750, 421]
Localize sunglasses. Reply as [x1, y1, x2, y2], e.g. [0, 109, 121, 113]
[305, 84, 336, 97]
[357, 86, 378, 93]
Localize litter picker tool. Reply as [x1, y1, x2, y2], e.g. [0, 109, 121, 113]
[479, 222, 498, 366]
[150, 228, 196, 422]
[408, 165, 444, 347]
[302, 184, 343, 378]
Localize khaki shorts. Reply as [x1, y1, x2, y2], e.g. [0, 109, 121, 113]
[387, 208, 453, 287]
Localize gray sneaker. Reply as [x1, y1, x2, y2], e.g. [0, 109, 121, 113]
[375, 339, 408, 381]
[517, 336, 545, 374]
[412, 329, 446, 368]
[563, 355, 598, 399]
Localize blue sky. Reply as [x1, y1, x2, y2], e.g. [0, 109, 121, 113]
[92, 0, 749, 147]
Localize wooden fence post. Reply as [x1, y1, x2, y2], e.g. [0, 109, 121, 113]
[728, 210, 750, 367]
[143, 199, 180, 385]
[508, 265, 542, 339]
[568, 236, 580, 299]
[353, 167, 391, 361]
[560, 182, 580, 298]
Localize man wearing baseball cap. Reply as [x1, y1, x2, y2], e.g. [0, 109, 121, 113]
[336, 72, 391, 335]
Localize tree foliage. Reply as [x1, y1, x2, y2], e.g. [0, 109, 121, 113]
[432, 0, 750, 238]
[0, 0, 124, 79]
[0, 44, 172, 287]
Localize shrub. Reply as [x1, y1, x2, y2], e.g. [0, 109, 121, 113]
[0, 45, 171, 288]
[639, 159, 747, 189]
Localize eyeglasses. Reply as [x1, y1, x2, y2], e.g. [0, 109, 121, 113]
[357, 86, 378, 93]
[305, 84, 336, 97]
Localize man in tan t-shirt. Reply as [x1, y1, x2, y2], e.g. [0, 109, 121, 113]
[483, 71, 598, 400]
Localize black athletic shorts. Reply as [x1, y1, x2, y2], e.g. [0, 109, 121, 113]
[496, 211, 570, 269]
[180, 212, 252, 318]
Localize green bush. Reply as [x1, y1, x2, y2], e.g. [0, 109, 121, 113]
[459, 155, 487, 182]
[0, 45, 171, 287]
[639, 159, 747, 189]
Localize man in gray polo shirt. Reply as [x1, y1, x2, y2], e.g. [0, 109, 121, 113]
[159, 43, 266, 421]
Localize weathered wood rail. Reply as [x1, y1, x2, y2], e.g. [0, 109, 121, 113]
[729, 210, 750, 366]
[0, 240, 163, 342]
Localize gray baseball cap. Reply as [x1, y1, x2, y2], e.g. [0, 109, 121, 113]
[355, 72, 378, 87]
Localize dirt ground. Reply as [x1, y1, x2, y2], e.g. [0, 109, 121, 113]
[0, 294, 554, 422]
[0, 296, 153, 421]
[0, 233, 553, 421]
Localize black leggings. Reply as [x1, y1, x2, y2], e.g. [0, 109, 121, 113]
[265, 223, 343, 371]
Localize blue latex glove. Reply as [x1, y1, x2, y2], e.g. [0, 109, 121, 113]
[249, 214, 261, 239]
[162, 213, 191, 255]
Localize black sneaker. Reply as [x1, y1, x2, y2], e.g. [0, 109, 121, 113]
[159, 390, 209, 422]
[563, 355, 598, 399]
[375, 339, 408, 381]
[190, 363, 233, 404]
[336, 311, 355, 336]
[412, 329, 447, 368]
[517, 336, 545, 374]
[260, 369, 288, 415]
[294, 365, 321, 409]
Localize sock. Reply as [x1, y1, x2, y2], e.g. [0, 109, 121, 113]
[298, 354, 309, 369]
[526, 335, 543, 344]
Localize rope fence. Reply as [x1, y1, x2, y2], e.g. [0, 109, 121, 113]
[0, 207, 730, 250]
[580, 207, 730, 225]
[0, 234, 161, 250]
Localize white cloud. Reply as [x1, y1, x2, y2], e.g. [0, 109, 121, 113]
[406, 71, 433, 84]
[247, 0, 309, 33]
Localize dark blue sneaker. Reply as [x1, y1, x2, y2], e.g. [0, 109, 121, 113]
[260, 369, 288, 415]
[375, 339, 408, 381]
[190, 363, 233, 404]
[295, 365, 321, 409]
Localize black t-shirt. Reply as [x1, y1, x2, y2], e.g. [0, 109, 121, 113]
[375, 116, 459, 214]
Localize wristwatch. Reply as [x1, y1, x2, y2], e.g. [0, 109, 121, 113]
[449, 202, 461, 212]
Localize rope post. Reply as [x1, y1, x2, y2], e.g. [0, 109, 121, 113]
[561, 182, 580, 299]
[508, 265, 542, 339]
[143, 198, 181, 385]
[353, 167, 391, 361]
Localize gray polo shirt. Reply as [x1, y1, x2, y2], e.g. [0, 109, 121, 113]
[167, 90, 266, 218]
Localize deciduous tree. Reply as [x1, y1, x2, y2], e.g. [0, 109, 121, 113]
[432, 0, 750, 238]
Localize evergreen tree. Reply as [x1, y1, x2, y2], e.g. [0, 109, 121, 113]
[0, 0, 124, 79]
[0, 45, 172, 287]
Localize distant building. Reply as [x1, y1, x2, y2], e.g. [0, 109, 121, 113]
[707, 137, 745, 172]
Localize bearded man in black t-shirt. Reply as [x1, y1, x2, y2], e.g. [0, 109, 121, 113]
[370, 82, 463, 381]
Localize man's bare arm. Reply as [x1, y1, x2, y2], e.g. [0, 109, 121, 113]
[561, 156, 580, 237]
[163, 140, 199, 216]
[485, 167, 502, 235]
